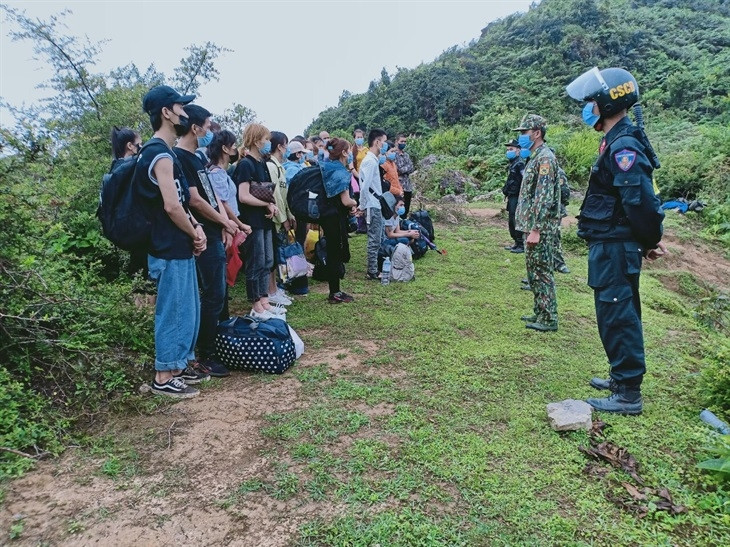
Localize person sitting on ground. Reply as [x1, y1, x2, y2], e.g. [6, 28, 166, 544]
[381, 141, 403, 198]
[381, 194, 420, 257]
[320, 137, 358, 303]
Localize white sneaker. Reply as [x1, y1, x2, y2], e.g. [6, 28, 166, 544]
[268, 290, 292, 306]
[268, 304, 287, 315]
[249, 309, 276, 321]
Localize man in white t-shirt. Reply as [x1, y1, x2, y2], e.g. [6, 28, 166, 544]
[358, 128, 389, 279]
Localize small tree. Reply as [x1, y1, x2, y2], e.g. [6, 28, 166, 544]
[172, 42, 232, 96]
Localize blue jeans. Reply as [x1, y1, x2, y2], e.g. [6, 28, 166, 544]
[243, 226, 274, 302]
[196, 236, 226, 360]
[148, 256, 199, 372]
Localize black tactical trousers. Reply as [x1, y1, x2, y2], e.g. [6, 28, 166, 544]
[506, 195, 523, 246]
[587, 240, 646, 385]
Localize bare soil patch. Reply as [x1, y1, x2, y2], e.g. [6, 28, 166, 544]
[0, 341, 390, 546]
[467, 206, 730, 292]
[645, 233, 730, 292]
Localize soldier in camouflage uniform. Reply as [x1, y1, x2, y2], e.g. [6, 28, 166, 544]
[514, 114, 561, 332]
[552, 167, 570, 274]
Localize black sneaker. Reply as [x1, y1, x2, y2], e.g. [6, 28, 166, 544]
[175, 366, 210, 385]
[365, 272, 380, 281]
[194, 359, 230, 378]
[150, 377, 199, 399]
[510, 246, 525, 254]
[328, 291, 354, 304]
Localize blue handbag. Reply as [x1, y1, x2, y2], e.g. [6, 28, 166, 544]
[215, 316, 297, 374]
[277, 230, 308, 283]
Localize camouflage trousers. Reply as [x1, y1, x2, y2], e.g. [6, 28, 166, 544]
[525, 234, 558, 325]
[552, 228, 566, 269]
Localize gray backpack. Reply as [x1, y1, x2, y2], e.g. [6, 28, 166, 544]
[390, 243, 415, 282]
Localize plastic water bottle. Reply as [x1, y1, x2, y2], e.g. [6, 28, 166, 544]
[381, 257, 391, 285]
[700, 409, 730, 434]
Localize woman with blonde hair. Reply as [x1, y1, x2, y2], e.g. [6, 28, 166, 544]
[232, 123, 284, 320]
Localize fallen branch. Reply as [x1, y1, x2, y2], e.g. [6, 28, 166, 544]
[0, 446, 50, 460]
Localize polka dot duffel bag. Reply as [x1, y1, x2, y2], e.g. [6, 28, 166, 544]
[215, 315, 297, 374]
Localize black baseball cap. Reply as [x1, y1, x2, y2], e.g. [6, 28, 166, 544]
[142, 85, 195, 115]
[503, 139, 519, 147]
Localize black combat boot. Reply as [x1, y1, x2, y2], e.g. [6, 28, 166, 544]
[589, 377, 617, 391]
[586, 383, 642, 415]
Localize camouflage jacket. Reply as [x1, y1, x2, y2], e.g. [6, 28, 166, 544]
[515, 144, 561, 234]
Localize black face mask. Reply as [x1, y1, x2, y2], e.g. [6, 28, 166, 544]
[172, 113, 190, 137]
[229, 149, 239, 163]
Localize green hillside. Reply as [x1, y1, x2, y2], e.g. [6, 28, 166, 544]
[308, 0, 730, 238]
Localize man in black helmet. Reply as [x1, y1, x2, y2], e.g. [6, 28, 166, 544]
[566, 67, 667, 415]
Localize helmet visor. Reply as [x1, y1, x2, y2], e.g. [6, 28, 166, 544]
[566, 67, 608, 101]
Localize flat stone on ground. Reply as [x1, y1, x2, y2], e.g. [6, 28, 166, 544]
[547, 399, 593, 431]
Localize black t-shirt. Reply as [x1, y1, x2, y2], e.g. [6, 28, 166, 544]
[174, 146, 221, 240]
[233, 155, 273, 229]
[135, 138, 193, 260]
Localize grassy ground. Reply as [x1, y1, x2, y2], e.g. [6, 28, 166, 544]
[2, 210, 729, 545]
[232, 211, 729, 545]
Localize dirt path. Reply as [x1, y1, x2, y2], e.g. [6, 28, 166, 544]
[467, 206, 730, 290]
[0, 344, 381, 546]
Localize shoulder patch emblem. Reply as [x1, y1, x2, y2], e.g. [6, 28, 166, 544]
[614, 149, 637, 172]
[539, 161, 550, 176]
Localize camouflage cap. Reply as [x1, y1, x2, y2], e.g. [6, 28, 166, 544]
[513, 114, 547, 131]
[503, 138, 520, 147]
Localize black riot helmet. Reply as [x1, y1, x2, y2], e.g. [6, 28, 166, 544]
[566, 67, 639, 117]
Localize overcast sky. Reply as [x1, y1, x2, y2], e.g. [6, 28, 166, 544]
[1, 0, 535, 137]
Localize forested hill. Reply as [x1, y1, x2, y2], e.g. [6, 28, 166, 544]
[307, 0, 730, 134]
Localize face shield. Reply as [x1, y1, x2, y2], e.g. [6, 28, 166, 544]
[565, 67, 609, 101]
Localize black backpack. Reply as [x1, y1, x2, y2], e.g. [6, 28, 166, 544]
[409, 210, 435, 242]
[400, 219, 429, 259]
[97, 140, 160, 251]
[287, 165, 339, 223]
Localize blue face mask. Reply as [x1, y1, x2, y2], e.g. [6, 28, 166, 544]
[380, 141, 389, 155]
[355, 137, 364, 146]
[318, 149, 324, 159]
[396, 206, 406, 216]
[306, 150, 314, 160]
[398, 143, 406, 150]
[347, 153, 353, 164]
[197, 129, 214, 148]
[260, 140, 272, 155]
[283, 147, 290, 158]
[298, 155, 306, 164]
[386, 152, 396, 161]
[379, 156, 386, 165]
[506, 150, 517, 160]
[582, 102, 600, 127]
[519, 148, 532, 159]
[517, 134, 533, 150]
